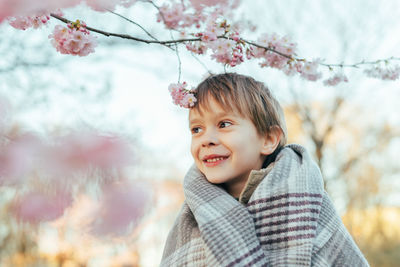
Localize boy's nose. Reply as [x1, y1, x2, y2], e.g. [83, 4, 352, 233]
[201, 129, 219, 147]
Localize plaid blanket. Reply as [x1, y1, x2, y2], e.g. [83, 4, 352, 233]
[161, 144, 369, 266]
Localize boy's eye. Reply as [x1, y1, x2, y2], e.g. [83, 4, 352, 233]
[191, 127, 202, 134]
[219, 121, 232, 128]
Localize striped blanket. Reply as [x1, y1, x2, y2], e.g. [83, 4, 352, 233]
[161, 144, 369, 266]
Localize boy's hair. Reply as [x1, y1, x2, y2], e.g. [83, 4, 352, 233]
[193, 73, 287, 153]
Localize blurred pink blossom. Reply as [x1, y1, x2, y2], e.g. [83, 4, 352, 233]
[91, 181, 152, 235]
[190, 0, 228, 9]
[9, 14, 50, 30]
[323, 73, 349, 86]
[298, 60, 322, 81]
[0, 134, 42, 185]
[157, 2, 185, 29]
[44, 132, 133, 175]
[186, 41, 207, 54]
[364, 65, 400, 81]
[12, 190, 73, 223]
[86, 0, 137, 11]
[0, 0, 80, 22]
[85, 0, 136, 12]
[0, 96, 11, 133]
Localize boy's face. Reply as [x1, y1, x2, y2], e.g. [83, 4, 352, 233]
[189, 97, 268, 197]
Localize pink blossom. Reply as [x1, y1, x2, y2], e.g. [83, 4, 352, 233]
[282, 60, 302, 76]
[208, 39, 244, 66]
[186, 42, 207, 54]
[157, 2, 185, 29]
[298, 60, 322, 81]
[91, 180, 152, 235]
[8, 14, 49, 30]
[364, 65, 400, 81]
[258, 53, 288, 70]
[0, 96, 11, 133]
[85, 0, 137, 12]
[190, 0, 229, 10]
[1, 0, 80, 22]
[200, 30, 217, 42]
[44, 132, 133, 175]
[49, 21, 97, 56]
[169, 82, 197, 108]
[182, 93, 197, 108]
[11, 190, 72, 224]
[323, 73, 349, 86]
[253, 33, 297, 70]
[199, 21, 225, 42]
[0, 134, 42, 185]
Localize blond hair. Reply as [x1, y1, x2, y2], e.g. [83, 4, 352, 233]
[193, 73, 287, 148]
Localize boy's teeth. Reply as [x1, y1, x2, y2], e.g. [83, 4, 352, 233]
[206, 157, 224, 162]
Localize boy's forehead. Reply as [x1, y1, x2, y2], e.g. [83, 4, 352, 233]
[189, 101, 243, 124]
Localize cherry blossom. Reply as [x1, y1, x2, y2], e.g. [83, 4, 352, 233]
[11, 189, 73, 223]
[43, 132, 133, 176]
[190, 0, 229, 10]
[209, 38, 244, 66]
[364, 65, 400, 81]
[49, 20, 97, 56]
[91, 181, 153, 235]
[253, 33, 297, 70]
[0, 96, 11, 133]
[157, 2, 185, 29]
[298, 60, 323, 81]
[323, 73, 349, 86]
[169, 82, 197, 108]
[0, 134, 42, 185]
[85, 0, 137, 12]
[186, 41, 207, 54]
[8, 14, 50, 30]
[1, 0, 80, 21]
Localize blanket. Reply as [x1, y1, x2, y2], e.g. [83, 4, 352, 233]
[161, 144, 369, 266]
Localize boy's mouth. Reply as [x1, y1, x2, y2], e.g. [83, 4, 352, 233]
[202, 154, 229, 167]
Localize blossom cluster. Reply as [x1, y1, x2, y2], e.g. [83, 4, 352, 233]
[169, 82, 197, 108]
[323, 72, 349, 86]
[253, 33, 297, 68]
[156, 0, 229, 30]
[49, 20, 97, 56]
[8, 14, 51, 30]
[1, 96, 151, 235]
[364, 65, 400, 81]
[2, 0, 399, 104]
[1, 0, 136, 23]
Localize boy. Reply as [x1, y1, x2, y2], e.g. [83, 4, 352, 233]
[161, 73, 369, 266]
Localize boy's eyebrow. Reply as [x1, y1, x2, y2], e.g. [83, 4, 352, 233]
[189, 111, 236, 125]
[189, 117, 202, 126]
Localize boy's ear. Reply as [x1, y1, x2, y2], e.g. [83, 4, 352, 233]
[261, 126, 283, 155]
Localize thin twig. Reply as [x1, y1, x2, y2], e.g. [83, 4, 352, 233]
[106, 9, 159, 41]
[190, 53, 213, 75]
[147, 0, 182, 82]
[320, 56, 400, 68]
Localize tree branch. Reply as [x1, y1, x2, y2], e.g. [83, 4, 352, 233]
[106, 9, 159, 42]
[50, 13, 400, 71]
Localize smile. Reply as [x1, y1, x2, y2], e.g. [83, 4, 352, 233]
[202, 156, 229, 167]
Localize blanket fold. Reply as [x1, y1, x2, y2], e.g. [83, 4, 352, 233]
[161, 144, 369, 267]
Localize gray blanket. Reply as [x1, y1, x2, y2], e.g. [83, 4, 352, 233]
[161, 144, 369, 266]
